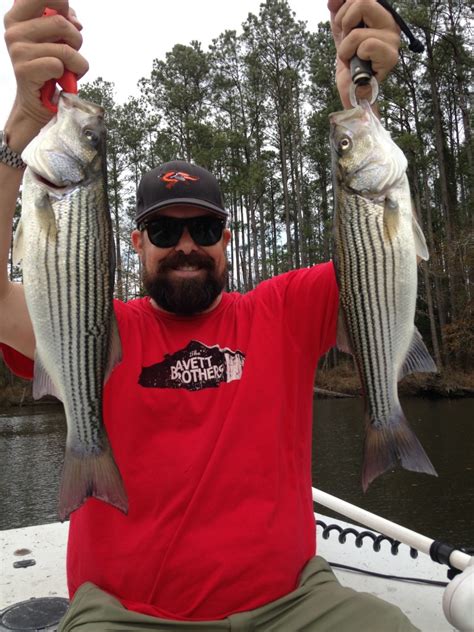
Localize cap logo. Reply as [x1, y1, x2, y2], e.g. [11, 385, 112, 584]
[161, 170, 200, 189]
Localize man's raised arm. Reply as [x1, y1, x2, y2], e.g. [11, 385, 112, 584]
[0, 0, 87, 359]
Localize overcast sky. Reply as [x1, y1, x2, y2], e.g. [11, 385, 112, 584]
[0, 0, 331, 126]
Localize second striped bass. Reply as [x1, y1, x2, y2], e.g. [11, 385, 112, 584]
[330, 100, 437, 491]
[14, 93, 128, 521]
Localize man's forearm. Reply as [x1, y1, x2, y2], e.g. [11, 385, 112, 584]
[0, 164, 24, 296]
[0, 113, 38, 358]
[0, 0, 87, 358]
[0, 147, 37, 358]
[0, 109, 43, 296]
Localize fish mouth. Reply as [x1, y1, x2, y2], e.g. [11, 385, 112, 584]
[340, 180, 388, 204]
[29, 170, 76, 194]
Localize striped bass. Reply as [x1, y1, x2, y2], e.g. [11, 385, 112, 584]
[13, 93, 127, 521]
[330, 100, 437, 491]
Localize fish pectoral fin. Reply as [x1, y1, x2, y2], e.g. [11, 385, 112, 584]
[398, 327, 437, 380]
[385, 196, 399, 212]
[105, 312, 122, 383]
[362, 406, 438, 492]
[412, 215, 429, 261]
[29, 192, 58, 238]
[336, 309, 353, 355]
[383, 196, 401, 240]
[33, 353, 62, 401]
[12, 218, 24, 266]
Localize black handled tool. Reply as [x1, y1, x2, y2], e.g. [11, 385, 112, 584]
[349, 20, 379, 106]
[350, 22, 373, 86]
[347, 0, 424, 105]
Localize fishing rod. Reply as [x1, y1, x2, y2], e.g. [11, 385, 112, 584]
[313, 488, 470, 570]
[312, 487, 474, 631]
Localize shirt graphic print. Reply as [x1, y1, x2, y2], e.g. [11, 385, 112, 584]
[138, 340, 246, 391]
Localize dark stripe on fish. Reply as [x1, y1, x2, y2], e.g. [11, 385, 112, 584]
[355, 202, 383, 418]
[375, 217, 394, 364]
[43, 224, 54, 338]
[339, 197, 372, 397]
[82, 187, 93, 446]
[348, 198, 379, 414]
[372, 210, 394, 422]
[55, 217, 65, 397]
[361, 204, 387, 417]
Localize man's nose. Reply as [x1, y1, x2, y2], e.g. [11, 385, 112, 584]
[175, 226, 197, 254]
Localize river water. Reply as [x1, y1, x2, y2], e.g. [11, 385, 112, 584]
[0, 397, 472, 548]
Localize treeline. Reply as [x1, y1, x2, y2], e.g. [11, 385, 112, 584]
[9, 0, 473, 371]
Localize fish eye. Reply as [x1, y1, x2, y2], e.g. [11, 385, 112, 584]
[83, 128, 100, 147]
[339, 137, 352, 153]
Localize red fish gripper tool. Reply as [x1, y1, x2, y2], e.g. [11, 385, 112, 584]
[40, 7, 78, 112]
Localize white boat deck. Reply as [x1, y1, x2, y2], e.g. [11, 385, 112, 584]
[0, 513, 457, 631]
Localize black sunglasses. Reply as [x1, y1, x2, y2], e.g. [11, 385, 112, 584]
[140, 215, 225, 248]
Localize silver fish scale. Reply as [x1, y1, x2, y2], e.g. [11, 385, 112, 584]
[335, 192, 416, 425]
[23, 177, 113, 454]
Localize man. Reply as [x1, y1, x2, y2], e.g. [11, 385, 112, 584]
[0, 1, 414, 630]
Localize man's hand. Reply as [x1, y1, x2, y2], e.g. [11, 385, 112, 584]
[3, 0, 88, 150]
[328, 0, 400, 109]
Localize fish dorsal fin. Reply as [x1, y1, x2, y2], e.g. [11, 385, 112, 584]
[12, 218, 24, 266]
[33, 352, 62, 401]
[412, 216, 429, 261]
[336, 309, 353, 355]
[105, 312, 122, 383]
[398, 327, 437, 380]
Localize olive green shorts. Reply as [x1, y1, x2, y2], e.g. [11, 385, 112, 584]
[58, 556, 419, 631]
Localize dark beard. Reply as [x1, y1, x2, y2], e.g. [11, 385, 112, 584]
[143, 251, 228, 316]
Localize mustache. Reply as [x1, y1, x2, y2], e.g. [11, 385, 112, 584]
[158, 251, 215, 273]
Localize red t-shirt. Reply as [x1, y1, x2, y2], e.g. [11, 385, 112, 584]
[1, 262, 338, 621]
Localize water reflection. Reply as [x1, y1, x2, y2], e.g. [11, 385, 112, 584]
[0, 398, 472, 548]
[312, 397, 474, 548]
[0, 406, 65, 529]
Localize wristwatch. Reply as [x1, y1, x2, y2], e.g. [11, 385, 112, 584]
[0, 130, 26, 169]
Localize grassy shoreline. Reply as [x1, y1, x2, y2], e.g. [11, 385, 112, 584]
[1, 365, 473, 409]
[316, 364, 474, 398]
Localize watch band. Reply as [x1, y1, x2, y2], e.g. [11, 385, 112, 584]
[0, 131, 26, 169]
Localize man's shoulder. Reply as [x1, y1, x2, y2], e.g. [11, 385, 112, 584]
[113, 296, 149, 312]
[112, 297, 155, 328]
[235, 262, 335, 316]
[252, 261, 335, 295]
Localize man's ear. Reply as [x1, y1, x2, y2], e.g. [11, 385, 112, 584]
[223, 228, 231, 248]
[131, 229, 144, 256]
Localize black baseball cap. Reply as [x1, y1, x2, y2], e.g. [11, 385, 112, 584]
[136, 160, 228, 226]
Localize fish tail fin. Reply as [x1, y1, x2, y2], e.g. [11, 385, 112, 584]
[362, 406, 437, 492]
[59, 443, 128, 521]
